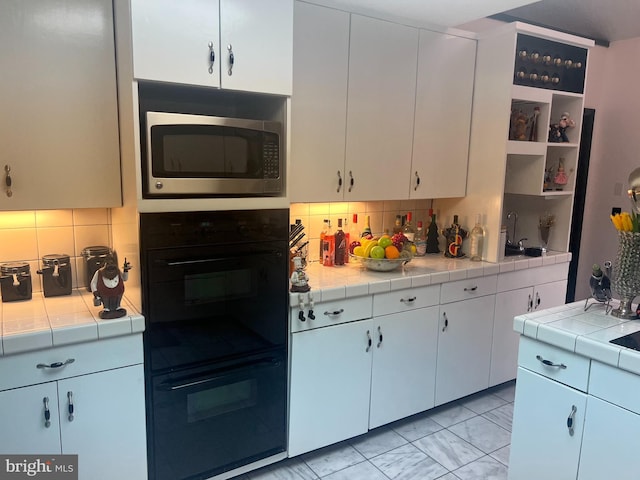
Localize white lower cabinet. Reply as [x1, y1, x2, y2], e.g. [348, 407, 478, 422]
[435, 293, 495, 405]
[369, 306, 439, 429]
[509, 367, 586, 480]
[0, 335, 147, 480]
[288, 318, 373, 457]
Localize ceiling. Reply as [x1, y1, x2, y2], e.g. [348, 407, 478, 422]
[305, 0, 640, 46]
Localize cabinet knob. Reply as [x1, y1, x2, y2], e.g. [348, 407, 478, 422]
[442, 312, 449, 332]
[377, 326, 383, 348]
[337, 171, 342, 193]
[348, 171, 354, 192]
[366, 330, 372, 352]
[208, 42, 216, 74]
[227, 44, 234, 76]
[414, 171, 420, 191]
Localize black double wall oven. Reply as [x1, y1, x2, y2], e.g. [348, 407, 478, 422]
[140, 209, 289, 480]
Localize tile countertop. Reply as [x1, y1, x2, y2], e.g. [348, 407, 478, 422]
[292, 250, 572, 305]
[514, 301, 640, 376]
[0, 289, 144, 357]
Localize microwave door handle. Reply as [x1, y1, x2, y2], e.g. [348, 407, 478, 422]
[159, 359, 281, 391]
[161, 250, 283, 267]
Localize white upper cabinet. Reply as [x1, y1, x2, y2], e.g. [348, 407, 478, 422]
[131, 0, 292, 95]
[411, 31, 476, 199]
[289, 2, 349, 202]
[345, 15, 419, 201]
[0, 0, 122, 210]
[131, 0, 221, 88]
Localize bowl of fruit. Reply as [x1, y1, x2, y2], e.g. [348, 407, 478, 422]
[349, 233, 413, 272]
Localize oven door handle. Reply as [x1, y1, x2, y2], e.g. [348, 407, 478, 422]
[161, 251, 283, 267]
[159, 358, 281, 391]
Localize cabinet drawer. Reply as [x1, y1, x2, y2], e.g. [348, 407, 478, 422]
[440, 275, 497, 304]
[373, 285, 440, 317]
[0, 334, 143, 391]
[589, 361, 640, 414]
[497, 263, 569, 293]
[518, 336, 590, 392]
[291, 296, 372, 333]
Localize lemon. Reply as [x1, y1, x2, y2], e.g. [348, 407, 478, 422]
[363, 239, 379, 257]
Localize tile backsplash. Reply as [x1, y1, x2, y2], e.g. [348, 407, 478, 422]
[0, 209, 111, 293]
[290, 200, 433, 262]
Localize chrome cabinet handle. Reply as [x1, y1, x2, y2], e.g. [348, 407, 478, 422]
[527, 294, 533, 312]
[227, 44, 234, 76]
[323, 309, 344, 317]
[567, 405, 577, 436]
[442, 312, 449, 332]
[464, 286, 478, 292]
[37, 358, 75, 369]
[366, 330, 372, 352]
[348, 171, 354, 192]
[208, 42, 216, 74]
[4, 165, 12, 197]
[43, 397, 51, 428]
[337, 171, 342, 193]
[377, 326, 383, 348]
[400, 296, 416, 304]
[536, 355, 567, 369]
[535, 292, 541, 309]
[414, 171, 420, 191]
[67, 391, 74, 422]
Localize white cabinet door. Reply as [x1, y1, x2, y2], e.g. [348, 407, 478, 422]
[411, 31, 476, 199]
[490, 286, 533, 387]
[509, 367, 586, 480]
[369, 306, 439, 429]
[0, 382, 61, 454]
[220, 0, 293, 95]
[578, 396, 640, 480]
[533, 279, 567, 311]
[435, 295, 495, 405]
[131, 0, 221, 87]
[0, 0, 122, 210]
[345, 15, 418, 201]
[289, 2, 349, 202]
[289, 320, 373, 456]
[59, 365, 147, 480]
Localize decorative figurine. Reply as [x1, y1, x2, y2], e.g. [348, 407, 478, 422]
[554, 158, 568, 187]
[91, 253, 131, 319]
[509, 109, 528, 141]
[442, 215, 468, 258]
[289, 256, 310, 293]
[548, 112, 575, 143]
[528, 106, 540, 141]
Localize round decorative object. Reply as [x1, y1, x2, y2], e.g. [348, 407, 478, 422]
[349, 254, 411, 272]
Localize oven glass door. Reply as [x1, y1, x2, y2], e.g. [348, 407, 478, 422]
[150, 350, 286, 480]
[145, 241, 288, 371]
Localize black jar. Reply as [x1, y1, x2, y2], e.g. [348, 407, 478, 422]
[37, 254, 72, 297]
[0, 262, 32, 302]
[81, 246, 112, 292]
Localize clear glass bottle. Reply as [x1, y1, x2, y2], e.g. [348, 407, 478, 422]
[322, 221, 334, 267]
[469, 214, 484, 262]
[319, 219, 329, 262]
[334, 219, 346, 266]
[393, 215, 403, 234]
[403, 211, 416, 242]
[414, 220, 427, 256]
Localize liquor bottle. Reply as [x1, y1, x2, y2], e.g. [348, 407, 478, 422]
[414, 221, 427, 256]
[403, 211, 416, 242]
[426, 210, 440, 254]
[322, 221, 334, 267]
[443, 215, 467, 258]
[393, 215, 403, 234]
[361, 215, 372, 239]
[469, 214, 484, 262]
[334, 219, 346, 266]
[319, 219, 329, 262]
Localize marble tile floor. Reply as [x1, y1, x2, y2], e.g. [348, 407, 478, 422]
[236, 381, 516, 480]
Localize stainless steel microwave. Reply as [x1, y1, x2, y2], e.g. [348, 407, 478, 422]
[143, 112, 283, 197]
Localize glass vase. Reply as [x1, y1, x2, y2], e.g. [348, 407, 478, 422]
[611, 231, 640, 318]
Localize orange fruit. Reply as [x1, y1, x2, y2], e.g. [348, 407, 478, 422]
[385, 245, 400, 259]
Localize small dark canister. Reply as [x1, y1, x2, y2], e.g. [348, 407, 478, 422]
[0, 262, 32, 302]
[81, 245, 112, 292]
[38, 254, 72, 297]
